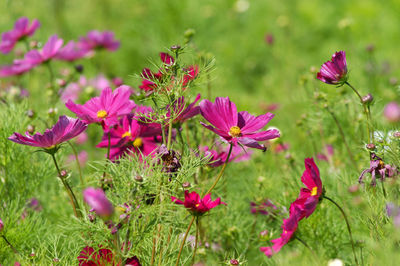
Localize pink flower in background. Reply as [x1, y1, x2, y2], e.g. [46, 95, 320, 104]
[112, 77, 123, 87]
[0, 17, 40, 54]
[139, 68, 163, 92]
[8, 115, 87, 150]
[75, 131, 88, 145]
[167, 94, 201, 124]
[317, 51, 348, 85]
[61, 82, 82, 103]
[316, 144, 334, 161]
[259, 102, 280, 112]
[15, 34, 63, 69]
[386, 203, 400, 227]
[67, 150, 88, 166]
[83, 187, 114, 217]
[0, 59, 34, 77]
[96, 114, 160, 161]
[383, 102, 400, 123]
[265, 33, 274, 45]
[273, 142, 289, 153]
[56, 40, 88, 61]
[0, 218, 3, 232]
[201, 143, 252, 167]
[171, 190, 226, 215]
[66, 86, 136, 128]
[200, 97, 280, 151]
[78, 30, 120, 52]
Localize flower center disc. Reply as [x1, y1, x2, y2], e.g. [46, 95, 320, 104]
[229, 126, 242, 137]
[122, 131, 131, 138]
[97, 110, 108, 119]
[133, 137, 143, 148]
[311, 186, 318, 196]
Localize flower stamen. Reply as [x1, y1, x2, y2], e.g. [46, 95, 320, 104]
[132, 137, 143, 148]
[97, 110, 108, 119]
[229, 126, 241, 137]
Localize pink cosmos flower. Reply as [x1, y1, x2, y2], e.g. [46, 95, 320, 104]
[317, 51, 348, 85]
[316, 144, 334, 162]
[78, 246, 141, 266]
[160, 52, 174, 66]
[67, 150, 88, 167]
[273, 142, 289, 154]
[383, 101, 400, 123]
[66, 86, 136, 128]
[0, 17, 40, 54]
[181, 65, 199, 88]
[96, 114, 161, 161]
[171, 190, 226, 215]
[139, 68, 163, 92]
[83, 187, 114, 217]
[56, 40, 88, 61]
[78, 30, 120, 52]
[0, 218, 3, 232]
[0, 59, 34, 77]
[8, 115, 87, 150]
[201, 143, 252, 167]
[167, 94, 201, 124]
[15, 34, 63, 69]
[200, 97, 280, 151]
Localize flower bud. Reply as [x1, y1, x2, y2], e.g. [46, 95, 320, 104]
[83, 187, 114, 218]
[230, 259, 239, 265]
[393, 132, 400, 138]
[265, 33, 274, 45]
[348, 184, 359, 193]
[384, 102, 400, 123]
[56, 79, 66, 87]
[27, 125, 35, 134]
[26, 109, 35, 118]
[182, 182, 191, 188]
[48, 107, 58, 116]
[112, 77, 123, 87]
[184, 29, 196, 39]
[75, 64, 84, 73]
[390, 77, 398, 86]
[366, 143, 375, 150]
[60, 170, 68, 178]
[365, 44, 375, 53]
[361, 93, 373, 104]
[134, 175, 143, 182]
[171, 45, 181, 51]
[29, 40, 38, 49]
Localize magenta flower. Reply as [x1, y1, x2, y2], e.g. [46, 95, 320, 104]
[167, 94, 201, 124]
[160, 52, 174, 66]
[0, 60, 32, 77]
[181, 65, 199, 88]
[171, 190, 226, 215]
[139, 68, 163, 92]
[317, 51, 348, 85]
[384, 102, 400, 123]
[359, 153, 398, 186]
[56, 41, 88, 61]
[83, 187, 114, 217]
[96, 114, 160, 161]
[200, 97, 280, 151]
[8, 115, 87, 151]
[16, 34, 63, 68]
[66, 85, 136, 128]
[0, 218, 3, 232]
[0, 17, 40, 54]
[78, 30, 120, 52]
[78, 246, 141, 266]
[316, 144, 334, 162]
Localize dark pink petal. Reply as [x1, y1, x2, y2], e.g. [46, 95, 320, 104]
[238, 112, 274, 133]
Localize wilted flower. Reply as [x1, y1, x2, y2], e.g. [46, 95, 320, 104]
[383, 102, 400, 123]
[157, 145, 181, 174]
[83, 187, 114, 218]
[359, 153, 398, 186]
[8, 115, 87, 152]
[78, 30, 120, 52]
[66, 86, 136, 128]
[317, 51, 348, 85]
[0, 17, 40, 54]
[200, 97, 280, 151]
[171, 190, 226, 216]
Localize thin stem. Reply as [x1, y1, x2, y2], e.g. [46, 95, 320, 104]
[175, 215, 195, 266]
[192, 217, 199, 265]
[381, 180, 387, 198]
[294, 235, 317, 259]
[101, 131, 111, 189]
[67, 141, 84, 186]
[204, 143, 233, 196]
[345, 81, 363, 102]
[2, 235, 18, 254]
[167, 118, 173, 150]
[326, 107, 358, 171]
[50, 153, 81, 218]
[150, 234, 157, 266]
[323, 195, 359, 266]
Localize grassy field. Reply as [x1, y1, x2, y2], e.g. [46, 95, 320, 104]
[1, 0, 400, 265]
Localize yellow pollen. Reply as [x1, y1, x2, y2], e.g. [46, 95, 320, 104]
[132, 137, 143, 148]
[195, 203, 200, 207]
[122, 131, 131, 138]
[311, 186, 318, 196]
[229, 126, 242, 137]
[97, 110, 108, 119]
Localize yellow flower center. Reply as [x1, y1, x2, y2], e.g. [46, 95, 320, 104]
[132, 137, 143, 148]
[195, 203, 200, 207]
[229, 126, 242, 137]
[311, 186, 318, 196]
[97, 110, 108, 119]
[122, 131, 131, 138]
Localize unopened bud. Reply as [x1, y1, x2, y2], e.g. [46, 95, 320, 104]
[393, 131, 400, 138]
[48, 107, 58, 116]
[182, 182, 191, 188]
[53, 258, 60, 263]
[184, 29, 196, 39]
[362, 93, 373, 104]
[171, 45, 181, 51]
[60, 170, 68, 177]
[230, 259, 239, 265]
[390, 77, 398, 86]
[29, 40, 38, 49]
[0, 218, 4, 232]
[366, 44, 375, 53]
[366, 143, 375, 150]
[26, 109, 35, 118]
[348, 184, 359, 193]
[260, 229, 268, 237]
[75, 64, 84, 73]
[27, 125, 35, 134]
[56, 79, 66, 87]
[134, 175, 143, 182]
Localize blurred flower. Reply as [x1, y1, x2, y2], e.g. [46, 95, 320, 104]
[66, 86, 136, 128]
[259, 102, 279, 112]
[0, 218, 3, 232]
[328, 259, 344, 266]
[56, 41, 88, 61]
[0, 17, 40, 54]
[201, 143, 252, 167]
[78, 30, 120, 52]
[200, 97, 280, 151]
[316, 144, 334, 162]
[230, 259, 239, 265]
[96, 114, 160, 161]
[77, 245, 141, 266]
[250, 199, 278, 216]
[75, 132, 88, 145]
[273, 142, 289, 154]
[386, 203, 400, 227]
[112, 77, 123, 87]
[383, 102, 400, 123]
[8, 115, 87, 152]
[61, 82, 82, 103]
[83, 187, 114, 218]
[359, 153, 397, 186]
[67, 150, 88, 167]
[21, 198, 43, 220]
[265, 33, 274, 45]
[171, 190, 226, 216]
[139, 68, 162, 92]
[317, 51, 348, 85]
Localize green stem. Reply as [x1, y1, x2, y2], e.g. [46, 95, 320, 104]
[323, 195, 359, 265]
[326, 107, 358, 171]
[1, 235, 18, 254]
[192, 217, 199, 265]
[204, 143, 233, 195]
[50, 153, 81, 218]
[167, 119, 173, 150]
[294, 235, 317, 259]
[67, 141, 84, 187]
[175, 216, 195, 266]
[101, 131, 111, 189]
[381, 179, 387, 198]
